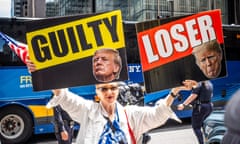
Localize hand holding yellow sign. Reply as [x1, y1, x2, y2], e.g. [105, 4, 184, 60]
[26, 10, 128, 91]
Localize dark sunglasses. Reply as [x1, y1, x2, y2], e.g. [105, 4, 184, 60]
[97, 86, 118, 92]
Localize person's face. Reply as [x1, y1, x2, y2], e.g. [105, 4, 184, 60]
[93, 51, 119, 82]
[195, 50, 222, 79]
[95, 82, 119, 105]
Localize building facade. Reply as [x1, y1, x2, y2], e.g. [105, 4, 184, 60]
[14, 0, 45, 17]
[45, 0, 59, 17]
[12, 0, 238, 25]
[95, 0, 229, 23]
[58, 0, 93, 16]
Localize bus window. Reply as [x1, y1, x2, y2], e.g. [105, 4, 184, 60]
[124, 21, 141, 63]
[223, 25, 240, 61]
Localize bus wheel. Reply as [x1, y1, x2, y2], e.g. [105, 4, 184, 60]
[0, 106, 33, 143]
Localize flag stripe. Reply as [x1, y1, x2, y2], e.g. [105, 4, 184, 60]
[0, 32, 28, 64]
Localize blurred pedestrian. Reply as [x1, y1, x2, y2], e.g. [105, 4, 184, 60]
[53, 105, 74, 144]
[177, 80, 213, 144]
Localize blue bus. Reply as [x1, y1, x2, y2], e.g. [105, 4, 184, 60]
[0, 17, 239, 143]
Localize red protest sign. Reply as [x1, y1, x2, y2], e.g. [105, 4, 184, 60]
[137, 9, 223, 72]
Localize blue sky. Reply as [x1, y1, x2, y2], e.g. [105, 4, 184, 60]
[0, 0, 11, 17]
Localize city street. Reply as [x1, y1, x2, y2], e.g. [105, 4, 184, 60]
[27, 126, 197, 144]
[26, 119, 199, 144]
[149, 125, 198, 144]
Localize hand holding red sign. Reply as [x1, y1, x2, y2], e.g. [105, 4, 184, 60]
[136, 9, 226, 93]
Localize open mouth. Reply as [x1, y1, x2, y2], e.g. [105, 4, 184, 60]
[106, 96, 115, 101]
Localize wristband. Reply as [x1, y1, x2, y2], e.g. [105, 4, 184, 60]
[183, 103, 188, 107]
[170, 92, 177, 98]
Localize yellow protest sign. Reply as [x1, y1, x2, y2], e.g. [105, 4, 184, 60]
[27, 10, 125, 70]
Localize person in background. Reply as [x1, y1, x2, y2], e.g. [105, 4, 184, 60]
[222, 90, 240, 144]
[53, 105, 75, 144]
[192, 40, 223, 79]
[92, 48, 122, 82]
[177, 80, 213, 144]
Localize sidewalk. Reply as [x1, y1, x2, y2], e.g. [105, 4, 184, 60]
[148, 127, 198, 144]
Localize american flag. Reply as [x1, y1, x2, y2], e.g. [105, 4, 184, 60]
[0, 32, 28, 64]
